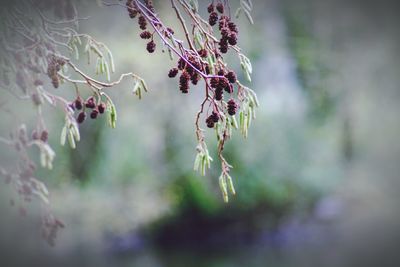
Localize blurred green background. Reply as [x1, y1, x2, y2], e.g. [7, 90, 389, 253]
[1, 0, 399, 266]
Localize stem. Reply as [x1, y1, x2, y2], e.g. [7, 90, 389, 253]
[170, 0, 195, 51]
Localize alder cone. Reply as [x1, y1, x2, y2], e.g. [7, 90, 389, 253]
[226, 71, 237, 83]
[209, 12, 218, 26]
[138, 15, 147, 30]
[168, 68, 179, 78]
[146, 41, 156, 53]
[179, 71, 190, 93]
[140, 31, 152, 39]
[227, 99, 238, 115]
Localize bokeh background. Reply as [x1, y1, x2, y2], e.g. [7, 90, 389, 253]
[1, 0, 400, 266]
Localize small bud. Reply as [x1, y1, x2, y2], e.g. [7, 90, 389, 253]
[206, 115, 216, 128]
[85, 97, 96, 109]
[224, 83, 233, 93]
[90, 109, 99, 119]
[31, 93, 43, 106]
[51, 77, 59, 89]
[40, 130, 49, 143]
[205, 65, 211, 75]
[75, 96, 83, 110]
[198, 49, 208, 58]
[166, 27, 175, 35]
[177, 58, 186, 70]
[68, 102, 76, 111]
[77, 111, 86, 124]
[98, 103, 106, 114]
[211, 111, 220, 123]
[31, 130, 40, 140]
[216, 3, 224, 14]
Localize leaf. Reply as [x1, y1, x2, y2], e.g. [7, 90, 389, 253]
[235, 7, 242, 18]
[107, 100, 117, 129]
[103, 60, 110, 81]
[107, 50, 115, 73]
[136, 87, 142, 99]
[226, 174, 236, 195]
[90, 44, 102, 57]
[243, 115, 248, 138]
[239, 111, 244, 131]
[189, 0, 198, 12]
[140, 78, 148, 92]
[240, 0, 252, 12]
[243, 8, 254, 25]
[240, 62, 251, 82]
[219, 174, 229, 203]
[70, 122, 80, 142]
[33, 189, 49, 204]
[245, 0, 253, 9]
[194, 31, 203, 49]
[84, 40, 90, 53]
[60, 126, 67, 146]
[248, 89, 259, 107]
[41, 92, 56, 106]
[67, 131, 76, 149]
[231, 115, 238, 129]
[200, 155, 206, 176]
[36, 142, 55, 169]
[132, 78, 140, 94]
[73, 44, 79, 60]
[247, 110, 252, 128]
[35, 179, 49, 196]
[204, 148, 212, 169]
[99, 58, 104, 74]
[193, 153, 202, 171]
[168, 48, 174, 61]
[95, 57, 101, 75]
[75, 36, 82, 46]
[241, 54, 253, 73]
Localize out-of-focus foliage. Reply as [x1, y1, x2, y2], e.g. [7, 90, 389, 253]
[284, 7, 336, 123]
